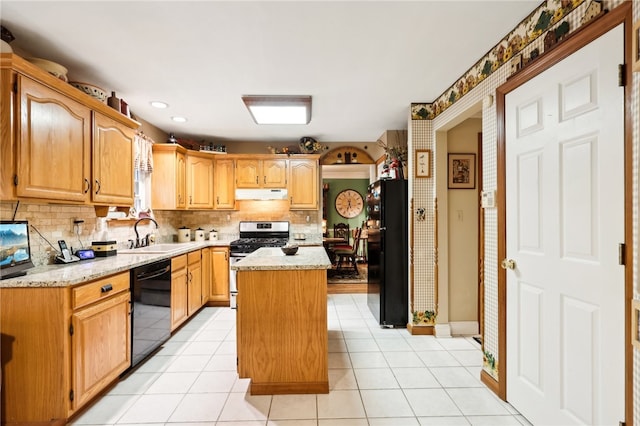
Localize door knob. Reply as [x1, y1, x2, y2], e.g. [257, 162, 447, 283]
[501, 259, 516, 270]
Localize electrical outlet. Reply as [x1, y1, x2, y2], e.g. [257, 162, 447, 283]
[73, 218, 84, 235]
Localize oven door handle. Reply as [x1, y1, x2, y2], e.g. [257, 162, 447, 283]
[136, 265, 171, 281]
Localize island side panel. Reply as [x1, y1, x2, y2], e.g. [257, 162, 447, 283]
[237, 268, 328, 394]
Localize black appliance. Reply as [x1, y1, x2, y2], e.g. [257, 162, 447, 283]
[130, 259, 172, 368]
[366, 179, 408, 327]
[228, 221, 290, 307]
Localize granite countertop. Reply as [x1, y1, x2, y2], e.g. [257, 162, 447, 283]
[287, 235, 323, 246]
[0, 239, 234, 288]
[231, 246, 331, 271]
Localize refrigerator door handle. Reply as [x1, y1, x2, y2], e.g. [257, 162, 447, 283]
[379, 227, 386, 231]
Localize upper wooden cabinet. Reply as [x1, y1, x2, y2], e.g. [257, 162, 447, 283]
[186, 152, 214, 209]
[16, 74, 92, 202]
[92, 112, 135, 205]
[152, 144, 187, 209]
[289, 158, 318, 209]
[236, 158, 286, 188]
[214, 158, 236, 209]
[0, 54, 139, 206]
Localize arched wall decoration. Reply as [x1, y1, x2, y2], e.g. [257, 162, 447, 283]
[320, 146, 374, 165]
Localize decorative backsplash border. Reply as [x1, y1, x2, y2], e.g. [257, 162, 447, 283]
[411, 0, 594, 120]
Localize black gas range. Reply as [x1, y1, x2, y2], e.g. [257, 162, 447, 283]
[229, 221, 290, 256]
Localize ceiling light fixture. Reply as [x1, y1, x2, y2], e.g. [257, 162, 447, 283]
[242, 95, 311, 125]
[150, 101, 168, 109]
[171, 116, 187, 123]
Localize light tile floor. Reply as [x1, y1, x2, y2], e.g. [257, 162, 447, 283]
[70, 293, 532, 426]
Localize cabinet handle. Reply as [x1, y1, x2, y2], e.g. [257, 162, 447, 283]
[94, 179, 101, 194]
[189, 195, 192, 205]
[216, 196, 219, 205]
[188, 271, 192, 282]
[290, 196, 293, 203]
[264, 176, 266, 184]
[84, 178, 90, 194]
[100, 284, 113, 293]
[255, 176, 258, 184]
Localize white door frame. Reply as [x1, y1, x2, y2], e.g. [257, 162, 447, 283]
[490, 4, 633, 422]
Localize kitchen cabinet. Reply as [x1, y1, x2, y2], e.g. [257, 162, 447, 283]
[15, 73, 92, 202]
[92, 112, 135, 205]
[171, 250, 203, 330]
[187, 250, 203, 314]
[206, 246, 230, 305]
[186, 152, 214, 209]
[214, 158, 236, 209]
[289, 158, 318, 209]
[171, 254, 189, 330]
[152, 144, 187, 210]
[70, 277, 131, 410]
[236, 158, 287, 188]
[0, 53, 138, 207]
[0, 271, 131, 424]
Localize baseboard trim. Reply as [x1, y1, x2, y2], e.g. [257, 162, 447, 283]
[449, 321, 479, 336]
[435, 323, 452, 337]
[407, 323, 434, 335]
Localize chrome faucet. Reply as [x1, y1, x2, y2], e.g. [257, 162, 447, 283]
[134, 217, 159, 248]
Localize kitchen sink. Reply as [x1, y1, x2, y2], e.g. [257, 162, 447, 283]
[118, 243, 196, 254]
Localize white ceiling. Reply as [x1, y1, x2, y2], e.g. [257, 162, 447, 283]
[0, 1, 540, 145]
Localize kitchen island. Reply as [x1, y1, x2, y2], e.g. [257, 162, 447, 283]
[231, 246, 332, 394]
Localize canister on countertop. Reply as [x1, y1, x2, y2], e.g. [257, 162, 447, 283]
[209, 229, 218, 241]
[178, 227, 191, 243]
[194, 228, 205, 242]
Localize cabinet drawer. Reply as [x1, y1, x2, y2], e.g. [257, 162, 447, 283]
[72, 272, 130, 310]
[188, 250, 201, 265]
[172, 254, 187, 270]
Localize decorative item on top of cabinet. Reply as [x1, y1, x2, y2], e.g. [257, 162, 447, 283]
[288, 157, 318, 210]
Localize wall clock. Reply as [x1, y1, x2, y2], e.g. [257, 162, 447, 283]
[335, 189, 364, 218]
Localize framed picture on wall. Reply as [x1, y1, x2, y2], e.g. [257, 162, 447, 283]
[633, 19, 640, 72]
[415, 149, 431, 178]
[448, 153, 475, 189]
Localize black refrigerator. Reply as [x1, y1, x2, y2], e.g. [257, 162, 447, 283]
[366, 179, 408, 327]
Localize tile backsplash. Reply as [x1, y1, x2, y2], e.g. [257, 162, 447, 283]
[1, 200, 320, 267]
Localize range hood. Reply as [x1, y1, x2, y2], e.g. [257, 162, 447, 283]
[235, 188, 288, 200]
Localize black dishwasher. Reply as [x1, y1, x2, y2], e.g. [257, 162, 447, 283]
[130, 259, 172, 368]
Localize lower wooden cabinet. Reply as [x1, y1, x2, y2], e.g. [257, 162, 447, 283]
[71, 291, 131, 410]
[171, 254, 189, 330]
[0, 271, 131, 424]
[171, 249, 204, 331]
[206, 246, 230, 305]
[187, 250, 203, 314]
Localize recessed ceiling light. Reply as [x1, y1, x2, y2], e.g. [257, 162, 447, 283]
[150, 101, 168, 109]
[171, 116, 188, 123]
[242, 95, 311, 125]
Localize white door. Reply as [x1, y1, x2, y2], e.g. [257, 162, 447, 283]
[505, 25, 625, 425]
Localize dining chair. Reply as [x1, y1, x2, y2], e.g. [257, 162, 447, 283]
[335, 227, 362, 273]
[333, 223, 350, 243]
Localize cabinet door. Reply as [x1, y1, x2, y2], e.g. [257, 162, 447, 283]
[92, 112, 135, 205]
[209, 247, 230, 303]
[151, 145, 187, 209]
[171, 255, 189, 330]
[176, 151, 187, 208]
[70, 291, 131, 410]
[187, 250, 203, 314]
[214, 158, 235, 209]
[289, 159, 318, 209]
[236, 159, 260, 188]
[187, 154, 214, 209]
[263, 159, 287, 188]
[17, 75, 91, 202]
